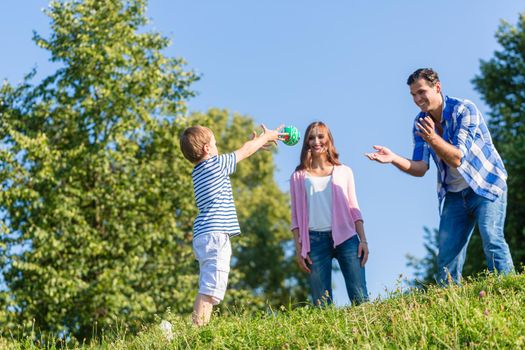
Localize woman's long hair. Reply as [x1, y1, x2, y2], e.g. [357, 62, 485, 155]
[296, 121, 341, 171]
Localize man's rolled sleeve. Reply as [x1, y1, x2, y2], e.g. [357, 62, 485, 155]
[454, 103, 479, 162]
[412, 122, 430, 164]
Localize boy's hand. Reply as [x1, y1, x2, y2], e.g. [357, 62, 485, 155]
[252, 124, 286, 151]
[235, 124, 286, 163]
[251, 130, 276, 151]
[261, 124, 286, 141]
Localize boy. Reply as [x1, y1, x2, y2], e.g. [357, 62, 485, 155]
[180, 124, 283, 326]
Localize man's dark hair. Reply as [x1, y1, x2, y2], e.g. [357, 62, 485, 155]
[406, 68, 440, 86]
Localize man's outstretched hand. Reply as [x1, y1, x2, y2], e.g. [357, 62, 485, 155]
[365, 145, 396, 163]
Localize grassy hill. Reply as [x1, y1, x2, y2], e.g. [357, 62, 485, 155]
[2, 273, 525, 349]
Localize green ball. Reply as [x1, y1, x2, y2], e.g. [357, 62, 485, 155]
[282, 125, 300, 146]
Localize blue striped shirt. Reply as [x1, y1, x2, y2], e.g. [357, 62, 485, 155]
[192, 153, 240, 239]
[412, 95, 507, 204]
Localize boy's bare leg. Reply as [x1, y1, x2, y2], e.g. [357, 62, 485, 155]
[192, 293, 214, 326]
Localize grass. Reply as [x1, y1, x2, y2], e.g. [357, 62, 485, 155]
[2, 273, 525, 349]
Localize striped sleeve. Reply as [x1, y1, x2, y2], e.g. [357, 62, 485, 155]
[218, 153, 237, 175]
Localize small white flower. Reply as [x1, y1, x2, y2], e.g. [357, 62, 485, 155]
[159, 320, 174, 341]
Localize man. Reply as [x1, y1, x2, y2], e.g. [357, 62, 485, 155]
[366, 68, 513, 284]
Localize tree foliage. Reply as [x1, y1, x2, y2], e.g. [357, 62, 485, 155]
[0, 0, 307, 341]
[471, 12, 525, 271]
[405, 227, 439, 288]
[408, 13, 525, 284]
[0, 0, 198, 339]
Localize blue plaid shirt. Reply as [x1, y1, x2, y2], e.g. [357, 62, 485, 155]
[412, 94, 507, 204]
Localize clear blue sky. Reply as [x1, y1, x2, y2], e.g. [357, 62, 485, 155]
[1, 1, 523, 304]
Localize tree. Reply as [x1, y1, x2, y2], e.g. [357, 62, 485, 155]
[0, 0, 307, 341]
[0, 0, 200, 340]
[472, 12, 525, 270]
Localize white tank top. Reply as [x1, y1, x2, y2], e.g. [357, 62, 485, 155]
[305, 174, 332, 232]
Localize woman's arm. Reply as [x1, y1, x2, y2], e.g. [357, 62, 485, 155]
[292, 228, 312, 273]
[355, 220, 369, 267]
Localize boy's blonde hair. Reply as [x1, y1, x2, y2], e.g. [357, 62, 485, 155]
[180, 125, 213, 163]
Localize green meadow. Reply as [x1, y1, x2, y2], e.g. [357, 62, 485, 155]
[3, 272, 525, 349]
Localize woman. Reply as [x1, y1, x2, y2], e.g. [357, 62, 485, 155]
[290, 121, 369, 305]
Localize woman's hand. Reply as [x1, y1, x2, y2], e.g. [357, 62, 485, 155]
[358, 241, 369, 267]
[292, 230, 312, 273]
[294, 240, 312, 273]
[296, 252, 312, 273]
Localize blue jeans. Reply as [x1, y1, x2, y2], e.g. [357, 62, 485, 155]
[308, 231, 368, 306]
[438, 187, 514, 284]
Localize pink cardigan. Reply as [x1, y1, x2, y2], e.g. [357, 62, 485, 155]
[290, 165, 363, 258]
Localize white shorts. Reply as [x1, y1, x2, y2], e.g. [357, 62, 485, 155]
[193, 232, 232, 305]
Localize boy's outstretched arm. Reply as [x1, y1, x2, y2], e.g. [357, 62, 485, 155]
[234, 124, 284, 163]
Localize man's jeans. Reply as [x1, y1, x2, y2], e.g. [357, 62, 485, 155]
[308, 231, 368, 305]
[438, 187, 514, 284]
